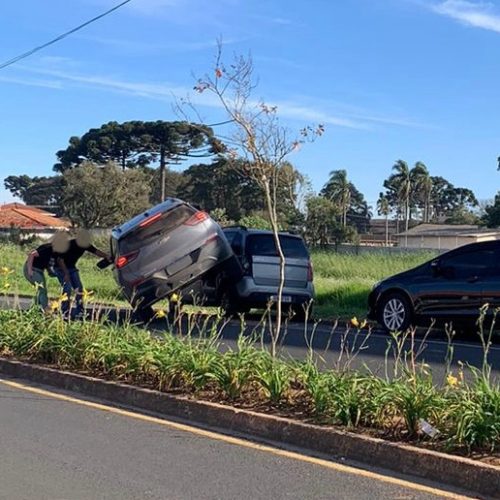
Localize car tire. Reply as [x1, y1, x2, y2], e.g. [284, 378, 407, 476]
[378, 292, 413, 332]
[134, 305, 155, 324]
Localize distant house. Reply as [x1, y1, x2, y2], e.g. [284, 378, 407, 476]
[360, 218, 399, 246]
[396, 224, 500, 250]
[0, 203, 70, 239]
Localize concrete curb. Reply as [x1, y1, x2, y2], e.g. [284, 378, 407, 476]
[0, 357, 498, 498]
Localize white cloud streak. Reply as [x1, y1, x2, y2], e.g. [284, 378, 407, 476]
[432, 0, 500, 33]
[0, 75, 63, 89]
[75, 34, 246, 53]
[7, 62, 424, 131]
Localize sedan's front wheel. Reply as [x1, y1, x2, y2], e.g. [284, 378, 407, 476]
[378, 292, 412, 332]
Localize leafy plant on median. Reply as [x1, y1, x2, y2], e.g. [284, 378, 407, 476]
[0, 307, 498, 454]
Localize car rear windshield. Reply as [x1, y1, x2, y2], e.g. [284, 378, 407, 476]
[246, 234, 309, 259]
[119, 205, 195, 254]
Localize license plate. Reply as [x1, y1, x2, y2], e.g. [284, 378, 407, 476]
[271, 295, 292, 303]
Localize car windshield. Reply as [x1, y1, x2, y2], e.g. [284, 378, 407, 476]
[119, 205, 194, 254]
[246, 234, 308, 259]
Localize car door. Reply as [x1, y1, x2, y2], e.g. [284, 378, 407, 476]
[417, 247, 493, 322]
[478, 243, 500, 312]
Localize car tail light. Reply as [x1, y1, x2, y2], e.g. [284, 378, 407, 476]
[307, 261, 314, 281]
[184, 211, 209, 226]
[139, 212, 162, 228]
[116, 251, 139, 269]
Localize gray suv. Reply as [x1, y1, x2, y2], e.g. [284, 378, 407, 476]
[110, 199, 236, 320]
[221, 227, 315, 319]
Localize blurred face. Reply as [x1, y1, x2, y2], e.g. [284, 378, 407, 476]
[75, 228, 91, 249]
[51, 231, 70, 253]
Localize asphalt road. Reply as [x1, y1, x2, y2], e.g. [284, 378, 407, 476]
[0, 378, 471, 500]
[1, 296, 499, 383]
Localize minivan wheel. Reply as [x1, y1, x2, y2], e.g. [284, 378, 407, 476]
[378, 292, 412, 332]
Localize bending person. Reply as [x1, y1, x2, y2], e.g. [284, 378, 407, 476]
[55, 229, 110, 319]
[24, 232, 69, 312]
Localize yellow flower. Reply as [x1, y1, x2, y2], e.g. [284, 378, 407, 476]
[2, 282, 11, 290]
[0, 266, 13, 275]
[170, 293, 180, 303]
[59, 293, 69, 302]
[351, 317, 359, 328]
[446, 374, 459, 387]
[82, 289, 94, 300]
[155, 309, 166, 319]
[50, 300, 60, 312]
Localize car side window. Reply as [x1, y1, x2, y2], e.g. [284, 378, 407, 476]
[440, 249, 496, 279]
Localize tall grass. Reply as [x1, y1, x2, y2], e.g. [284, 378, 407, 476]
[312, 250, 435, 318]
[0, 243, 435, 319]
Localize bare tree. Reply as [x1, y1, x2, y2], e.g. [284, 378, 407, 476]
[179, 43, 323, 357]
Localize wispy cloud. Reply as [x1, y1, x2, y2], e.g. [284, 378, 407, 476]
[270, 101, 368, 129]
[75, 34, 246, 53]
[127, 0, 180, 15]
[0, 75, 63, 89]
[269, 17, 293, 25]
[431, 0, 500, 33]
[12, 61, 423, 131]
[21, 65, 188, 100]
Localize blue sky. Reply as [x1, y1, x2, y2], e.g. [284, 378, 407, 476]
[1, 0, 500, 209]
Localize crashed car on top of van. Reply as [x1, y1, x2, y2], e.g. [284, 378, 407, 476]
[109, 198, 239, 321]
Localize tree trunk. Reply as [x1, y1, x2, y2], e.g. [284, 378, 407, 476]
[263, 179, 284, 359]
[160, 147, 166, 202]
[405, 199, 410, 248]
[385, 214, 389, 246]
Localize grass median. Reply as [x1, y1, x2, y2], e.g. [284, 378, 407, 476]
[0, 243, 435, 319]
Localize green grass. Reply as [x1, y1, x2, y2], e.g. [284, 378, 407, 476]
[0, 243, 123, 304]
[312, 250, 436, 319]
[0, 243, 436, 319]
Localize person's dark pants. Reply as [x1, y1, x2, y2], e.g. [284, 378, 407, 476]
[55, 267, 84, 317]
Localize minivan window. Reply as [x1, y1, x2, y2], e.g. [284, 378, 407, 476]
[246, 234, 308, 259]
[119, 205, 195, 254]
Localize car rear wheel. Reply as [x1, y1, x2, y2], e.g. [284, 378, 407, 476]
[378, 292, 412, 332]
[133, 305, 155, 324]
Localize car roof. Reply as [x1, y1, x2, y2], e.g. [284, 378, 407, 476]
[222, 227, 302, 239]
[442, 239, 500, 257]
[112, 198, 185, 240]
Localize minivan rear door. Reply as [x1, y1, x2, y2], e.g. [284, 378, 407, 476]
[245, 234, 309, 289]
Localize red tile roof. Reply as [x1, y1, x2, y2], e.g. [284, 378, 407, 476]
[0, 203, 70, 229]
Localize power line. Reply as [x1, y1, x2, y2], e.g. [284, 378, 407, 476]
[0, 0, 133, 71]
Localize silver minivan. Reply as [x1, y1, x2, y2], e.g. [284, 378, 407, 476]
[221, 228, 315, 319]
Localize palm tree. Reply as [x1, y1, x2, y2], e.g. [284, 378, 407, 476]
[376, 192, 390, 246]
[412, 162, 432, 223]
[385, 160, 412, 235]
[321, 169, 351, 227]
